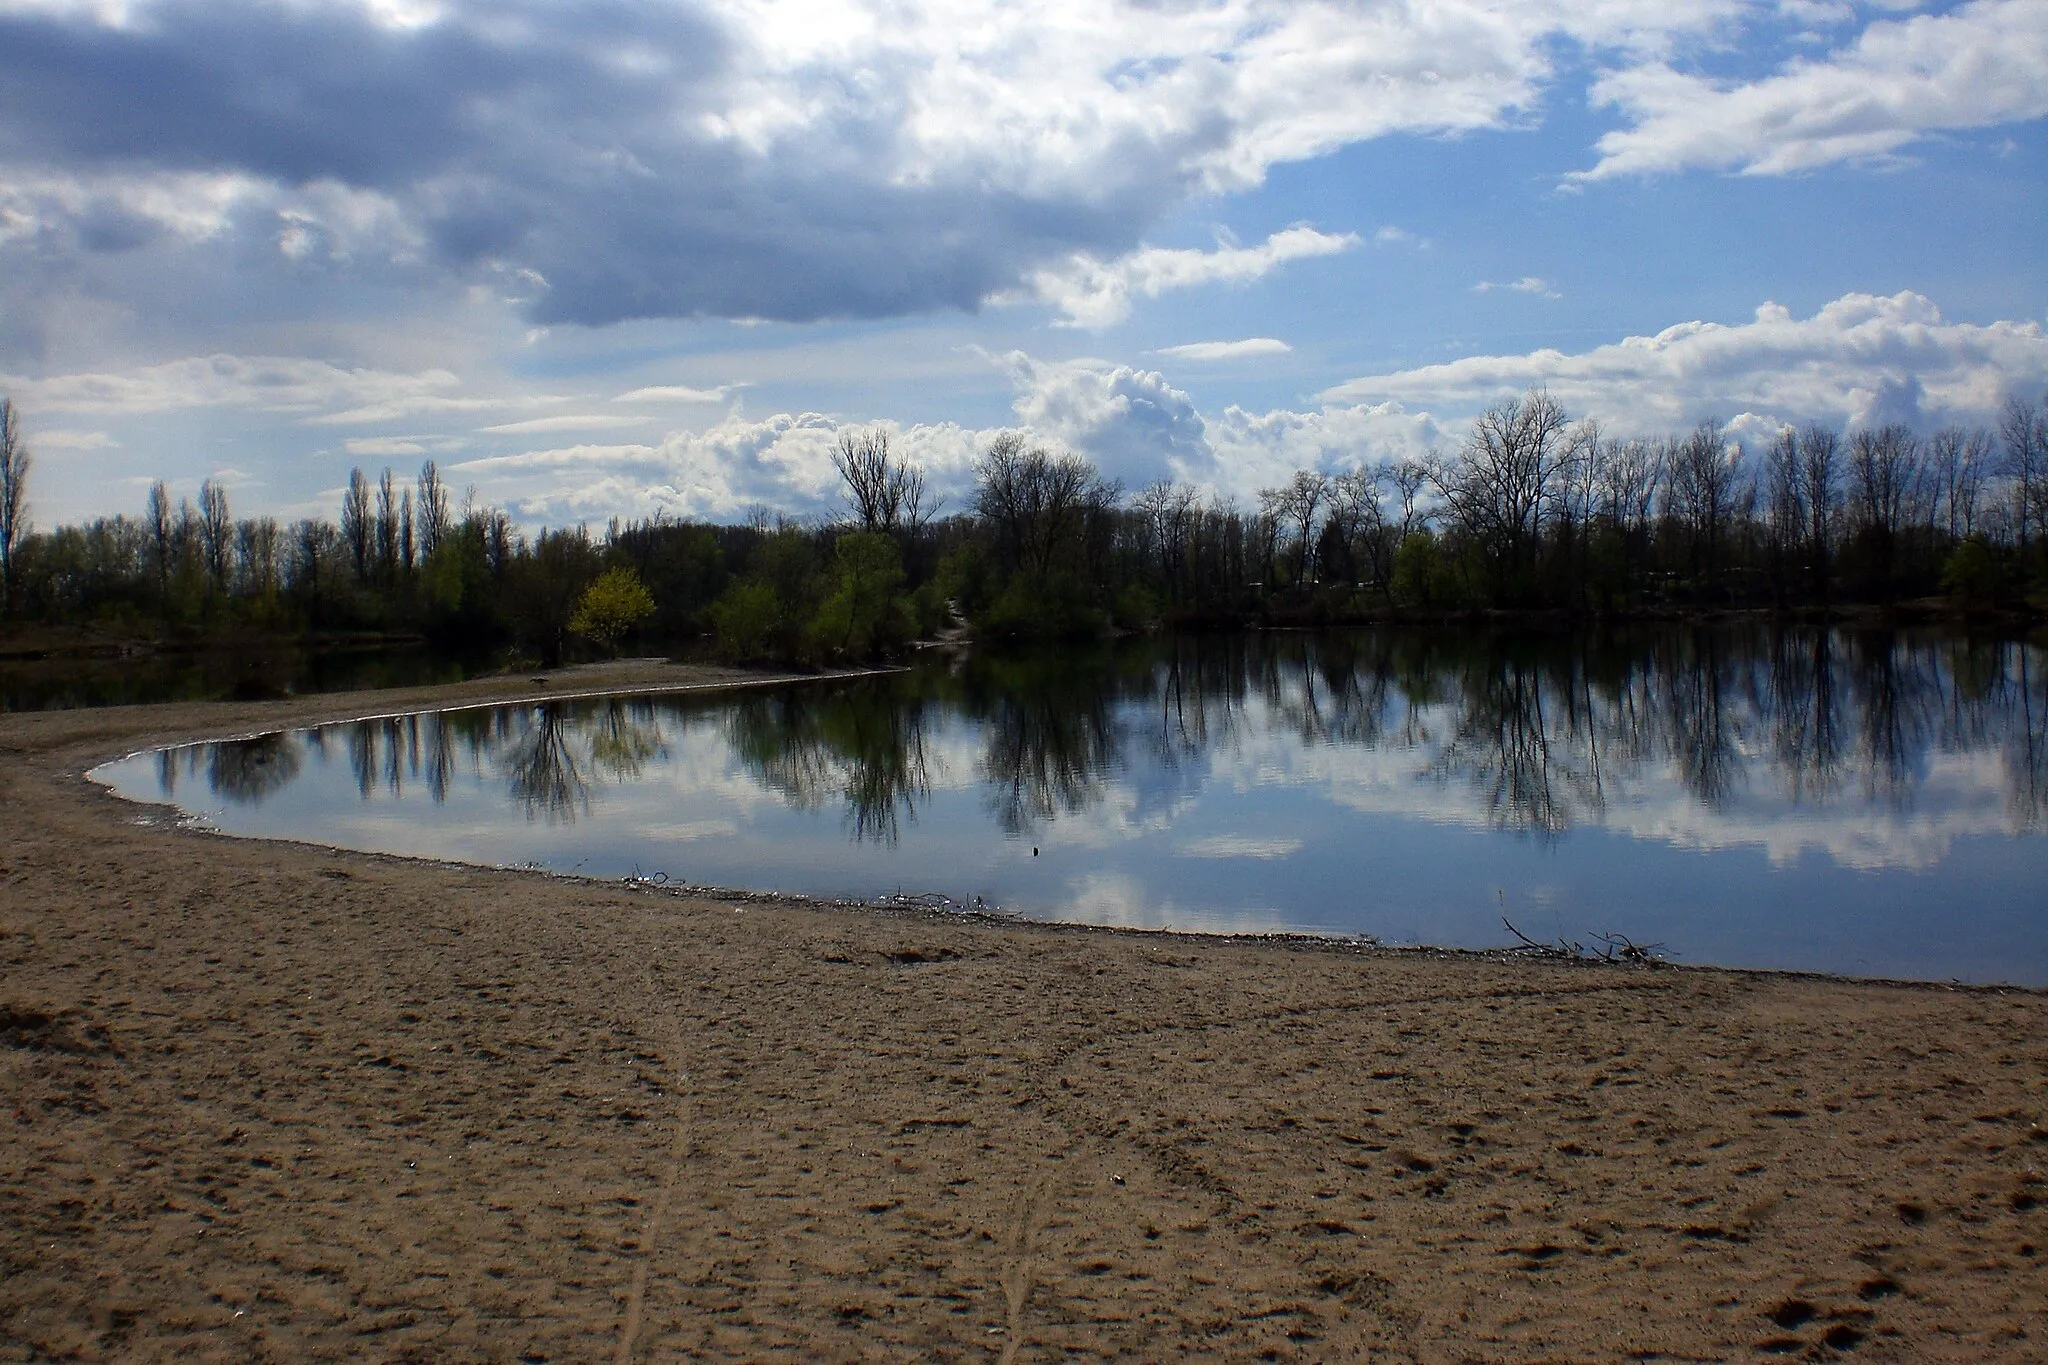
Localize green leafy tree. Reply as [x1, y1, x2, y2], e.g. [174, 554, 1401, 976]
[710, 580, 782, 660]
[569, 565, 656, 655]
[809, 531, 909, 660]
[1941, 536, 2004, 607]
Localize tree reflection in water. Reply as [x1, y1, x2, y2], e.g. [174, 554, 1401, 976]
[2007, 644, 2048, 828]
[588, 699, 666, 781]
[176, 627, 2048, 848]
[1447, 658, 1563, 834]
[726, 681, 931, 844]
[205, 732, 301, 805]
[921, 630, 2044, 841]
[963, 650, 1123, 835]
[308, 699, 665, 825]
[502, 704, 592, 824]
[1662, 631, 1742, 810]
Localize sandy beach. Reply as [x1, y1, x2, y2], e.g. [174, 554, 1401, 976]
[2, 661, 2043, 1362]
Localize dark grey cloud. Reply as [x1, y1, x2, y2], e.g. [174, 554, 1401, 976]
[0, 0, 1164, 328]
[0, 1, 723, 185]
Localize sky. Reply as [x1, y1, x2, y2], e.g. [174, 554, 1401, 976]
[2, 0, 2047, 530]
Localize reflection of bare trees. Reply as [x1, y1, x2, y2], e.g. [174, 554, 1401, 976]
[726, 683, 931, 844]
[503, 705, 591, 824]
[151, 630, 2048, 848]
[981, 698, 1115, 833]
[969, 655, 1122, 835]
[1258, 634, 1398, 750]
[1431, 652, 1606, 835]
[2008, 646, 2048, 829]
[839, 699, 932, 844]
[1153, 635, 1247, 760]
[206, 732, 302, 805]
[321, 700, 666, 825]
[1661, 632, 1741, 809]
[1766, 629, 1844, 804]
[1390, 627, 2048, 838]
[1850, 632, 1932, 807]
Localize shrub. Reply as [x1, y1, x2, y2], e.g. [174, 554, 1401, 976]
[710, 579, 782, 661]
[568, 565, 657, 655]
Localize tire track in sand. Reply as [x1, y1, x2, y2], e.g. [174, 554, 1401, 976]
[997, 1173, 1054, 1365]
[614, 1068, 692, 1365]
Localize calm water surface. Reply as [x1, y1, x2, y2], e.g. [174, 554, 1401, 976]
[92, 629, 2048, 984]
[2, 643, 492, 711]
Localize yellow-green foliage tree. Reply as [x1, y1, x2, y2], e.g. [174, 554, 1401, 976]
[569, 565, 656, 655]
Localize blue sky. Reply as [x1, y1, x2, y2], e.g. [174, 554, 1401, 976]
[3, 0, 2046, 529]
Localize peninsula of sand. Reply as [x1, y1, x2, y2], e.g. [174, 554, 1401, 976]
[3, 661, 2043, 1361]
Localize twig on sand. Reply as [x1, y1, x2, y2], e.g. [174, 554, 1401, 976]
[1586, 930, 1667, 965]
[1500, 913, 1668, 966]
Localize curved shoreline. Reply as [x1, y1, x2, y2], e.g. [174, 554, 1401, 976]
[73, 658, 2043, 995]
[4, 661, 2045, 1359]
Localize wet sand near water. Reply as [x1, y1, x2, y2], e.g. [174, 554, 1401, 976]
[2, 660, 2044, 1361]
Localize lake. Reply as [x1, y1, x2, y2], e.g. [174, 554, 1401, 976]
[1, 641, 493, 712]
[91, 627, 2048, 985]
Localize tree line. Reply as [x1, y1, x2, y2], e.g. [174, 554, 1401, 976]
[1, 388, 2044, 665]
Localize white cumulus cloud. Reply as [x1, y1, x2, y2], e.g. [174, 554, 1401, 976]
[1579, 0, 2048, 179]
[1323, 290, 2048, 435]
[1025, 227, 1359, 328]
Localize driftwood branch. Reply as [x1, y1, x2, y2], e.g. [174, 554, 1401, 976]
[1501, 913, 1668, 966]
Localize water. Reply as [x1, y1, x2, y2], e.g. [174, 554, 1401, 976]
[1, 642, 493, 711]
[91, 628, 2048, 985]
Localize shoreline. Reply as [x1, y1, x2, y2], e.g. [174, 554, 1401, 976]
[4, 660, 2045, 1360]
[74, 660, 2040, 997]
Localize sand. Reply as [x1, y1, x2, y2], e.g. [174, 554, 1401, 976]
[2, 660, 2044, 1362]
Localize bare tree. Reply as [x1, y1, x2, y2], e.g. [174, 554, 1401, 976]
[1929, 425, 1995, 542]
[1388, 458, 1430, 540]
[173, 497, 200, 594]
[1595, 436, 1661, 536]
[1552, 418, 1603, 603]
[1847, 423, 1920, 535]
[1260, 469, 1328, 586]
[1799, 422, 1841, 595]
[145, 480, 173, 600]
[401, 487, 416, 572]
[197, 479, 233, 593]
[341, 468, 372, 582]
[480, 506, 515, 580]
[416, 459, 450, 560]
[292, 518, 340, 603]
[1762, 426, 1805, 588]
[832, 428, 933, 535]
[1665, 418, 1744, 584]
[0, 398, 30, 611]
[973, 434, 1117, 585]
[236, 517, 281, 597]
[1845, 424, 1927, 594]
[1429, 387, 1573, 602]
[375, 468, 399, 580]
[1132, 479, 1201, 602]
[2002, 394, 2045, 557]
[1323, 467, 1381, 590]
